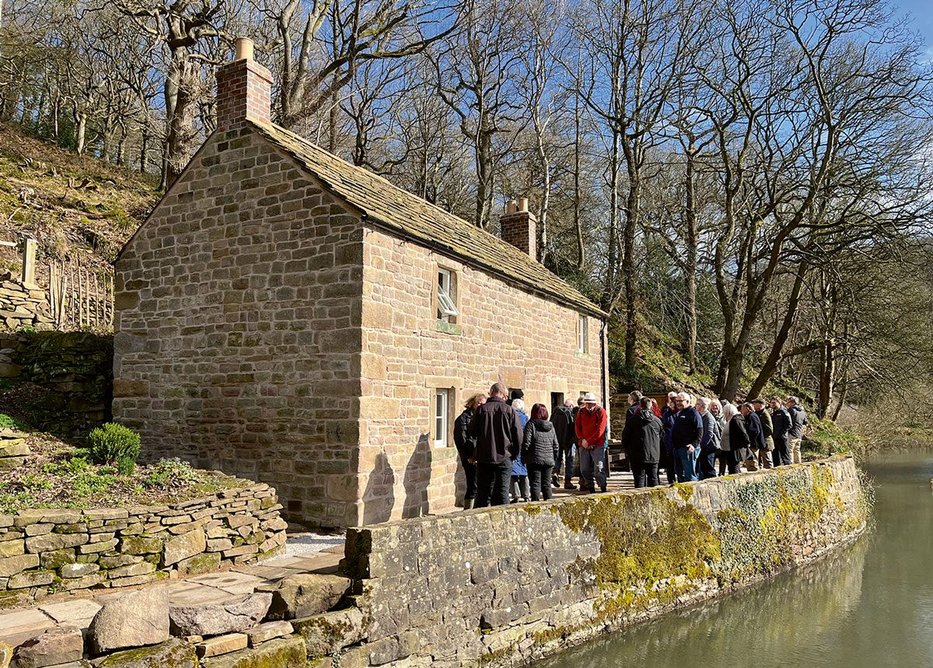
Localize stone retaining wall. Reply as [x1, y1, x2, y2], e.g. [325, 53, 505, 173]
[334, 457, 868, 667]
[0, 482, 287, 608]
[0, 273, 53, 332]
[0, 331, 113, 437]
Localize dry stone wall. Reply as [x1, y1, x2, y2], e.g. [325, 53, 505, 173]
[0, 273, 54, 332]
[0, 331, 113, 437]
[0, 482, 287, 608]
[334, 457, 868, 667]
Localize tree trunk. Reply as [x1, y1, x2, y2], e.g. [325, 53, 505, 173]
[573, 91, 585, 271]
[747, 261, 809, 397]
[622, 178, 639, 372]
[683, 147, 698, 372]
[817, 338, 836, 419]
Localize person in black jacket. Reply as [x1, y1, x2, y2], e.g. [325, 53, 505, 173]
[522, 404, 560, 501]
[671, 393, 703, 482]
[551, 400, 577, 490]
[727, 407, 752, 474]
[622, 397, 662, 488]
[740, 403, 765, 471]
[770, 398, 793, 466]
[468, 383, 524, 507]
[453, 393, 486, 509]
[786, 396, 809, 464]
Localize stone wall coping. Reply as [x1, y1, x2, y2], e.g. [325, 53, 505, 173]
[348, 455, 855, 533]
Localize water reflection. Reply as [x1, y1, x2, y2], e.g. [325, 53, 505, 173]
[542, 452, 933, 668]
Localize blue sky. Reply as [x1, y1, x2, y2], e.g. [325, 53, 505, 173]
[894, 0, 933, 60]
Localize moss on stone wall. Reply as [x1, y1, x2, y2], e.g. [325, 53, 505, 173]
[551, 488, 721, 616]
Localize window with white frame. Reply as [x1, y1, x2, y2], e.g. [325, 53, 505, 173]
[578, 315, 589, 353]
[437, 268, 459, 322]
[434, 389, 451, 448]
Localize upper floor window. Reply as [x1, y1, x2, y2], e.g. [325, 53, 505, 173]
[577, 315, 588, 353]
[437, 268, 459, 322]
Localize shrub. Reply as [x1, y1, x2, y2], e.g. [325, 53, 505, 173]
[87, 423, 141, 466]
[0, 413, 27, 431]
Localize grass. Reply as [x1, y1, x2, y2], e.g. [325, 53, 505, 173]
[0, 424, 242, 514]
[0, 121, 159, 278]
[802, 416, 864, 459]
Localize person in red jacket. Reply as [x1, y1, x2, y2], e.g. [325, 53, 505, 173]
[574, 392, 608, 493]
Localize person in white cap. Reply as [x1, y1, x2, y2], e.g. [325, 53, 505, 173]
[574, 393, 608, 493]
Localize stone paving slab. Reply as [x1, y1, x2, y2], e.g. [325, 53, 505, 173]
[0, 608, 56, 647]
[37, 599, 102, 627]
[187, 571, 265, 595]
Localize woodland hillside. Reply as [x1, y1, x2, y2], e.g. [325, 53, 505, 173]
[2, 0, 933, 432]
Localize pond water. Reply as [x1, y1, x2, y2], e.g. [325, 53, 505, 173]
[540, 451, 933, 668]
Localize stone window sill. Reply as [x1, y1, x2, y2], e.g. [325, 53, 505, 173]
[435, 320, 462, 336]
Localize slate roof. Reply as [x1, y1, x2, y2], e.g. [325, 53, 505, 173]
[248, 120, 606, 318]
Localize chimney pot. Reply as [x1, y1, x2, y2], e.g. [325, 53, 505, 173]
[215, 37, 273, 132]
[234, 37, 254, 61]
[518, 197, 528, 212]
[506, 200, 517, 215]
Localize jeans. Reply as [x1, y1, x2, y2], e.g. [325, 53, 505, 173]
[527, 464, 554, 501]
[631, 462, 659, 488]
[511, 475, 529, 502]
[774, 439, 792, 466]
[673, 447, 699, 482]
[698, 449, 718, 480]
[661, 446, 676, 484]
[556, 444, 576, 482]
[459, 455, 477, 501]
[579, 444, 607, 492]
[475, 461, 512, 507]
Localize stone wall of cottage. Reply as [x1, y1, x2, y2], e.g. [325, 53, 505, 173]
[331, 458, 868, 667]
[113, 127, 365, 528]
[0, 481, 286, 608]
[356, 226, 605, 525]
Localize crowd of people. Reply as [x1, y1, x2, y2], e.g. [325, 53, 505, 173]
[619, 390, 809, 488]
[453, 383, 810, 507]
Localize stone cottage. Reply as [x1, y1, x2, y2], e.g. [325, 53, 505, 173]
[113, 39, 608, 529]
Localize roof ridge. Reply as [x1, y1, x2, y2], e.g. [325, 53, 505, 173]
[246, 119, 606, 317]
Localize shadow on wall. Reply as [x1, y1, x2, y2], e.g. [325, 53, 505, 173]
[362, 451, 396, 525]
[403, 433, 432, 519]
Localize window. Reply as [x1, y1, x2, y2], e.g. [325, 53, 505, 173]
[437, 268, 459, 321]
[577, 315, 588, 353]
[434, 389, 451, 448]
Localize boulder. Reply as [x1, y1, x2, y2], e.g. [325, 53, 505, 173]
[89, 587, 170, 653]
[96, 638, 196, 668]
[169, 593, 272, 637]
[260, 574, 350, 620]
[10, 626, 83, 668]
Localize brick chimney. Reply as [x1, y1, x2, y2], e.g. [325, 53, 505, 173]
[500, 198, 538, 259]
[215, 37, 273, 132]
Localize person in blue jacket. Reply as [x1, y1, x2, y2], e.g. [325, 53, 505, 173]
[671, 392, 703, 482]
[510, 399, 530, 502]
